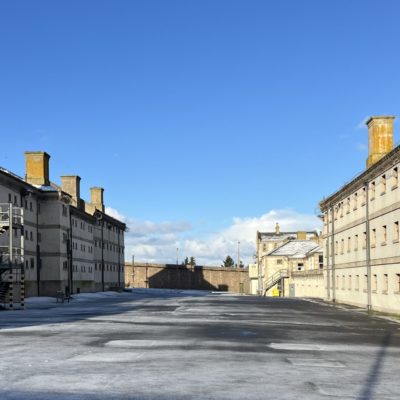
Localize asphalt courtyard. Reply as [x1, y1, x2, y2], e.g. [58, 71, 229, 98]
[0, 289, 399, 400]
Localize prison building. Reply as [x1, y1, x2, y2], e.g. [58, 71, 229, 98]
[0, 151, 125, 305]
[320, 116, 400, 313]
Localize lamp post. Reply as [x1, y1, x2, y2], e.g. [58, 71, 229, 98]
[131, 254, 135, 287]
[176, 247, 179, 265]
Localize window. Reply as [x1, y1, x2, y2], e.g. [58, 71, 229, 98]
[394, 222, 399, 243]
[355, 275, 360, 291]
[353, 192, 358, 210]
[348, 275, 352, 290]
[319, 255, 323, 269]
[63, 261, 68, 270]
[381, 174, 386, 194]
[14, 195, 17, 205]
[346, 197, 351, 213]
[24, 199, 28, 209]
[8, 193, 11, 203]
[30, 231, 33, 241]
[277, 259, 283, 265]
[372, 274, 377, 292]
[393, 167, 399, 188]
[297, 263, 304, 271]
[363, 232, 367, 249]
[335, 241, 338, 255]
[63, 233, 67, 243]
[371, 229, 376, 247]
[397, 274, 400, 293]
[364, 275, 368, 292]
[347, 237, 351, 253]
[383, 274, 388, 293]
[354, 234, 359, 251]
[382, 225, 387, 245]
[62, 205, 67, 217]
[340, 239, 344, 254]
[38, 232, 41, 243]
[342, 275, 345, 289]
[29, 201, 33, 211]
[362, 187, 366, 205]
[371, 181, 376, 200]
[340, 202, 343, 218]
[30, 258, 35, 269]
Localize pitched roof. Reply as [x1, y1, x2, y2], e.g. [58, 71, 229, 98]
[267, 240, 322, 259]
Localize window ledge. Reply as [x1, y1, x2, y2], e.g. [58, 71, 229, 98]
[394, 291, 400, 295]
[363, 289, 368, 293]
[353, 207, 358, 211]
[393, 239, 399, 244]
[346, 211, 350, 214]
[371, 244, 376, 248]
[362, 246, 366, 250]
[371, 197, 375, 202]
[372, 290, 377, 294]
[380, 191, 386, 196]
[355, 289, 359, 292]
[381, 242, 387, 246]
[361, 202, 366, 207]
[382, 291, 388, 295]
[392, 184, 398, 191]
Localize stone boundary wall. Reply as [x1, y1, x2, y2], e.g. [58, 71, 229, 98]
[124, 263, 249, 294]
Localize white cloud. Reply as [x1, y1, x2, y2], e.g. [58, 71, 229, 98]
[110, 207, 321, 267]
[356, 116, 369, 130]
[356, 143, 368, 151]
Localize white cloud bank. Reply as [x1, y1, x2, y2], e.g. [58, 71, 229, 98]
[106, 207, 321, 267]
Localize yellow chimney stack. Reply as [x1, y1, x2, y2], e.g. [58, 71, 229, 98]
[61, 176, 81, 206]
[24, 151, 50, 186]
[90, 187, 104, 212]
[297, 231, 307, 240]
[366, 116, 395, 169]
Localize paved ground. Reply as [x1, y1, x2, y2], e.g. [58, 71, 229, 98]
[0, 289, 399, 400]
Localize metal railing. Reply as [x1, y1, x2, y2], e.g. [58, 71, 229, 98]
[263, 269, 289, 295]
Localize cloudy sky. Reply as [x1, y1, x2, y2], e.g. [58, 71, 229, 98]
[1, 1, 399, 265]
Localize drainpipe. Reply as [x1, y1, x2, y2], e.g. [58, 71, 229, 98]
[117, 228, 121, 288]
[330, 207, 336, 302]
[325, 213, 331, 300]
[101, 221, 104, 292]
[365, 182, 372, 312]
[36, 197, 41, 296]
[68, 208, 73, 295]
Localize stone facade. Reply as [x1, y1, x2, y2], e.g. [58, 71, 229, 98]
[125, 263, 249, 294]
[320, 116, 400, 314]
[0, 151, 125, 300]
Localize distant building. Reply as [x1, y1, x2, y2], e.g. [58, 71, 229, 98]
[0, 151, 125, 305]
[320, 116, 400, 314]
[251, 224, 321, 296]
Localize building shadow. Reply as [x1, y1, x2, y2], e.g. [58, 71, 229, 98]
[148, 264, 227, 291]
[357, 333, 391, 400]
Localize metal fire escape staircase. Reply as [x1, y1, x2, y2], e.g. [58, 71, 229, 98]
[263, 269, 289, 296]
[0, 203, 24, 309]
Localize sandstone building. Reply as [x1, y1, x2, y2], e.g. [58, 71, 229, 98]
[320, 116, 400, 314]
[0, 151, 125, 306]
[251, 225, 322, 296]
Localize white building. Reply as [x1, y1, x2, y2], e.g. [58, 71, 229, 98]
[320, 116, 400, 314]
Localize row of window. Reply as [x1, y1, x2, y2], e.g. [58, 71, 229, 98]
[62, 261, 123, 273]
[94, 240, 123, 253]
[327, 166, 399, 223]
[7, 193, 38, 212]
[332, 221, 399, 255]
[70, 218, 94, 233]
[335, 273, 400, 294]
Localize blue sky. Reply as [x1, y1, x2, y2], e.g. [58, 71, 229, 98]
[1, 1, 400, 264]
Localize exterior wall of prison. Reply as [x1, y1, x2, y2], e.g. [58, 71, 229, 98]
[125, 263, 250, 294]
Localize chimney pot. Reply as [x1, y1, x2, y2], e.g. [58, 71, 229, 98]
[24, 151, 50, 186]
[366, 116, 395, 168]
[90, 187, 104, 212]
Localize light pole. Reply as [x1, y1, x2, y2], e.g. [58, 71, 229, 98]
[176, 247, 179, 265]
[132, 254, 135, 287]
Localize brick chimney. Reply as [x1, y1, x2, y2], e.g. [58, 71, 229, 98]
[297, 231, 307, 240]
[90, 187, 104, 212]
[25, 151, 50, 186]
[61, 176, 81, 206]
[366, 116, 395, 169]
[275, 222, 280, 235]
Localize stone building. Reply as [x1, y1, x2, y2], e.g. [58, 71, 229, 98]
[0, 151, 125, 304]
[251, 225, 320, 295]
[320, 116, 400, 314]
